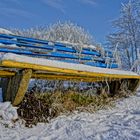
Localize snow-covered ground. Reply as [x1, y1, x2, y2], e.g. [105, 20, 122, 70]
[0, 89, 140, 140]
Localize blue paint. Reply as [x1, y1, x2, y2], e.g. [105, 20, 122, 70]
[85, 62, 107, 68]
[0, 34, 100, 56]
[0, 33, 118, 69]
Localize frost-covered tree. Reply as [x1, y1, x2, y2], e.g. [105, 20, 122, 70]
[13, 21, 93, 46]
[107, 0, 140, 70]
[45, 21, 93, 45]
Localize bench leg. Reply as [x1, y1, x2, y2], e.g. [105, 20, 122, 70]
[109, 79, 140, 95]
[128, 79, 140, 92]
[108, 79, 140, 96]
[109, 80, 121, 96]
[1, 69, 32, 106]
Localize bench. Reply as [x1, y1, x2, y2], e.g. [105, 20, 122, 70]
[0, 33, 139, 105]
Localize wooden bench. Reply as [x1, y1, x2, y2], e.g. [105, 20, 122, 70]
[0, 33, 139, 105]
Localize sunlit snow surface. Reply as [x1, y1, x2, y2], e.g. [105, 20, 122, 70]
[0, 90, 140, 140]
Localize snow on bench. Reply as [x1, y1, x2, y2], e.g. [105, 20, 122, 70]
[1, 53, 139, 78]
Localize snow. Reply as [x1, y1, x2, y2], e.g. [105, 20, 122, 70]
[1, 53, 139, 76]
[0, 28, 13, 35]
[0, 43, 18, 48]
[0, 102, 18, 128]
[58, 41, 98, 50]
[0, 90, 140, 140]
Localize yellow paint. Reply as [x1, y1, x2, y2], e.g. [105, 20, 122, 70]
[13, 69, 32, 106]
[0, 70, 15, 77]
[32, 73, 104, 82]
[1, 60, 140, 79]
[0, 69, 113, 82]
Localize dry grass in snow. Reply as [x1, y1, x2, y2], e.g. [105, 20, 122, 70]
[17, 89, 135, 127]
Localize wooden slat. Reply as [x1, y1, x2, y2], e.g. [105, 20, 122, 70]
[1, 60, 140, 80]
[0, 70, 15, 77]
[0, 69, 111, 82]
[32, 73, 104, 82]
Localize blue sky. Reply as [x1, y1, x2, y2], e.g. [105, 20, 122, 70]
[0, 0, 128, 44]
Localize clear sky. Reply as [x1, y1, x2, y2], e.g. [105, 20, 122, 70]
[0, 0, 128, 44]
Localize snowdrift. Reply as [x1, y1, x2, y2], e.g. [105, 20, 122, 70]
[0, 102, 18, 127]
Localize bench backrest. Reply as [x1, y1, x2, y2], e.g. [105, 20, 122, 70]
[0, 33, 118, 68]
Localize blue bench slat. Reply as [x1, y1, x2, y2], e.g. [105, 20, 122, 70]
[0, 40, 15, 45]
[81, 56, 105, 62]
[49, 52, 78, 59]
[81, 56, 92, 61]
[0, 39, 53, 50]
[0, 48, 33, 55]
[0, 34, 49, 44]
[81, 50, 100, 56]
[55, 45, 76, 53]
[109, 63, 118, 68]
[55, 45, 100, 56]
[83, 48, 90, 51]
[85, 62, 107, 68]
[17, 38, 66, 48]
[0, 34, 14, 39]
